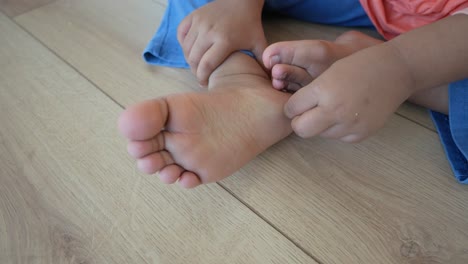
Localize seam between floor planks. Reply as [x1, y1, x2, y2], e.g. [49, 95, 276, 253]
[9, 9, 437, 258]
[12, 1, 462, 262]
[2, 12, 323, 263]
[0, 0, 56, 18]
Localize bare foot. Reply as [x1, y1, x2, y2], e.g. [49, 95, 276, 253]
[118, 53, 292, 188]
[262, 31, 383, 91]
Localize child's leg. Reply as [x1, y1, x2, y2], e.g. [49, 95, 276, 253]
[430, 80, 468, 183]
[408, 85, 449, 114]
[119, 52, 292, 188]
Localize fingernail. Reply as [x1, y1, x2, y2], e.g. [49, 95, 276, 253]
[269, 55, 280, 68]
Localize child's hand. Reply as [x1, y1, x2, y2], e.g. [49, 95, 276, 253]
[177, 0, 267, 86]
[284, 44, 415, 143]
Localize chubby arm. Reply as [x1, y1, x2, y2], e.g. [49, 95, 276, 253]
[386, 14, 468, 92]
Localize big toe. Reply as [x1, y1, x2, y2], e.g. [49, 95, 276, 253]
[118, 98, 169, 140]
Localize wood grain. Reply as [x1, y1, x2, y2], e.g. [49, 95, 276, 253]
[397, 102, 435, 130]
[225, 120, 468, 263]
[14, 0, 468, 263]
[0, 0, 54, 17]
[16, 0, 197, 106]
[0, 13, 316, 264]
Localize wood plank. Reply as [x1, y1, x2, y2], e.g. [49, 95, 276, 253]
[0, 13, 315, 264]
[15, 1, 468, 263]
[16, 0, 197, 106]
[0, 0, 54, 17]
[225, 121, 468, 263]
[397, 102, 435, 130]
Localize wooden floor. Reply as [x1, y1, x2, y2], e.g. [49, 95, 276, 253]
[1, 1, 467, 263]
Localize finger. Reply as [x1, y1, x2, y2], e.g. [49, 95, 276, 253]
[284, 84, 320, 118]
[291, 107, 334, 138]
[319, 123, 351, 140]
[197, 42, 231, 86]
[177, 14, 192, 45]
[262, 42, 282, 69]
[188, 37, 213, 77]
[180, 26, 198, 61]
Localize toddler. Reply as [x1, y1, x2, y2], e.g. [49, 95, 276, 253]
[119, 0, 468, 188]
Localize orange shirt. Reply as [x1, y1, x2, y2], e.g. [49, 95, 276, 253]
[359, 0, 468, 39]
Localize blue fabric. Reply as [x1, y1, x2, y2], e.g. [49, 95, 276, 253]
[143, 0, 213, 67]
[431, 79, 468, 183]
[264, 0, 373, 27]
[143, 0, 372, 67]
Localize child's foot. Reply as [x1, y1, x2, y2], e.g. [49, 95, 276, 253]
[262, 31, 383, 91]
[118, 53, 292, 188]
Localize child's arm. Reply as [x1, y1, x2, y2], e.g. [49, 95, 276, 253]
[387, 14, 468, 92]
[177, 0, 266, 86]
[284, 14, 468, 142]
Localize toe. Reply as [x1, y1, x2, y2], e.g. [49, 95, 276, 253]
[272, 79, 287, 90]
[136, 150, 174, 174]
[158, 164, 184, 184]
[263, 40, 338, 77]
[127, 132, 166, 159]
[118, 98, 169, 141]
[271, 64, 314, 91]
[178, 171, 202, 189]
